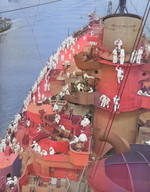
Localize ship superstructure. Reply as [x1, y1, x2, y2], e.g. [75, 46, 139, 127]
[0, 0, 150, 192]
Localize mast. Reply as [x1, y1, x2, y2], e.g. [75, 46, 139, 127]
[114, 0, 128, 14]
[119, 0, 126, 13]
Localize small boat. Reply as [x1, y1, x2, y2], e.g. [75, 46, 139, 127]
[0, 17, 12, 33]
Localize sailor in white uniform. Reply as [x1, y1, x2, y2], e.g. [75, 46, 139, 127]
[136, 47, 143, 64]
[120, 48, 125, 65]
[115, 66, 124, 83]
[130, 50, 137, 63]
[112, 48, 118, 64]
[113, 95, 120, 112]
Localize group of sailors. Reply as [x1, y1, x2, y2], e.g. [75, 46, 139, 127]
[99, 94, 110, 109]
[31, 140, 55, 156]
[23, 67, 52, 111]
[137, 89, 150, 97]
[71, 79, 95, 94]
[30, 107, 91, 153]
[59, 83, 70, 99]
[0, 113, 23, 153]
[22, 66, 50, 112]
[99, 94, 120, 112]
[47, 35, 77, 69]
[0, 137, 23, 154]
[112, 39, 125, 65]
[112, 38, 149, 65]
[70, 113, 91, 152]
[30, 132, 89, 155]
[130, 47, 144, 64]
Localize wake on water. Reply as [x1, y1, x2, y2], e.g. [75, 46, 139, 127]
[12, 19, 21, 23]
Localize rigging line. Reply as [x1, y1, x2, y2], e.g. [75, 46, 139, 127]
[94, 0, 96, 13]
[32, 0, 41, 28]
[16, 0, 44, 67]
[129, 0, 150, 34]
[89, 0, 150, 183]
[129, 0, 139, 14]
[0, 0, 61, 14]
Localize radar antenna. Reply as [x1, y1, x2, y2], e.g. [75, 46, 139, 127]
[114, 0, 128, 14]
[107, 1, 112, 15]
